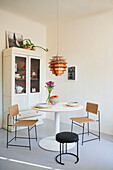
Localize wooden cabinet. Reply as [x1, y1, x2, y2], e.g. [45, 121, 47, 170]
[3, 47, 46, 131]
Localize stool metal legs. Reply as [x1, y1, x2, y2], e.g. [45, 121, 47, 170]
[56, 141, 79, 165]
[60, 143, 62, 163]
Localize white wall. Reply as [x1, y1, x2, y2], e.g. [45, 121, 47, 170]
[46, 10, 113, 135]
[0, 9, 46, 127]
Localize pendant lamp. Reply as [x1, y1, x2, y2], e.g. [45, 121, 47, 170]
[49, 0, 67, 76]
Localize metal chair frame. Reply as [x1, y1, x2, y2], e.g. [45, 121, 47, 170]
[7, 114, 37, 150]
[71, 110, 100, 145]
[55, 141, 79, 165]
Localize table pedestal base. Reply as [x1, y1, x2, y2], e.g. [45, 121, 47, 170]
[39, 136, 75, 151]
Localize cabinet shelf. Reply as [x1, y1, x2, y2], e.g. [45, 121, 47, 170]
[15, 92, 26, 94]
[31, 78, 38, 80]
[18, 68, 26, 71]
[15, 78, 25, 80]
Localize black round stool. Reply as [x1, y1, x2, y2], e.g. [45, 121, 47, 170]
[55, 131, 79, 165]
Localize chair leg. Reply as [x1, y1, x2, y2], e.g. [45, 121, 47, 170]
[7, 125, 8, 148]
[6, 115, 9, 148]
[87, 122, 89, 135]
[7, 128, 8, 148]
[15, 126, 17, 140]
[82, 123, 85, 145]
[35, 124, 37, 142]
[28, 127, 31, 150]
[99, 119, 100, 141]
[71, 120, 73, 132]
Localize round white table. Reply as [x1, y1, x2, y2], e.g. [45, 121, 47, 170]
[33, 102, 83, 151]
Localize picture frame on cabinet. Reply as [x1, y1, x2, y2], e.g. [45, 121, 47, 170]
[6, 31, 23, 48]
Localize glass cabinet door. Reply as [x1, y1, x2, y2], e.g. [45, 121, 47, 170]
[30, 58, 40, 93]
[15, 56, 26, 94]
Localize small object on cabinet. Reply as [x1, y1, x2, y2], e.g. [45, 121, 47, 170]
[15, 63, 17, 72]
[15, 73, 21, 78]
[32, 88, 36, 93]
[16, 85, 24, 93]
[21, 75, 25, 79]
[20, 39, 48, 52]
[32, 71, 37, 78]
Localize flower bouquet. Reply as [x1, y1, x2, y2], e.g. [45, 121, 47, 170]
[45, 81, 55, 104]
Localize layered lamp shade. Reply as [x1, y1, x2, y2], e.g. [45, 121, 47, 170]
[49, 55, 67, 76]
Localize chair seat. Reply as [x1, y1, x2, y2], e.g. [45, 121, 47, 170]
[56, 132, 79, 143]
[13, 120, 38, 127]
[70, 117, 95, 123]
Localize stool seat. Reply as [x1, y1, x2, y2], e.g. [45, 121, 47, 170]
[56, 131, 79, 143]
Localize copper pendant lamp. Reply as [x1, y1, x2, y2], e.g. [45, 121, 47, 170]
[49, 0, 67, 76]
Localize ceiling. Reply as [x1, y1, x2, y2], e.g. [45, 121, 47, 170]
[0, 0, 113, 24]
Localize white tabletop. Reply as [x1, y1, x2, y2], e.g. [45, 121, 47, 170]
[33, 102, 83, 112]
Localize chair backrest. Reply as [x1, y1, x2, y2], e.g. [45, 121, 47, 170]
[9, 104, 19, 118]
[86, 102, 98, 114]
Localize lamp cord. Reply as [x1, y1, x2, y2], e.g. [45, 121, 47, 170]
[57, 0, 59, 56]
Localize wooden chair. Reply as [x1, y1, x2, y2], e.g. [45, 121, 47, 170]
[70, 102, 100, 145]
[7, 104, 38, 150]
